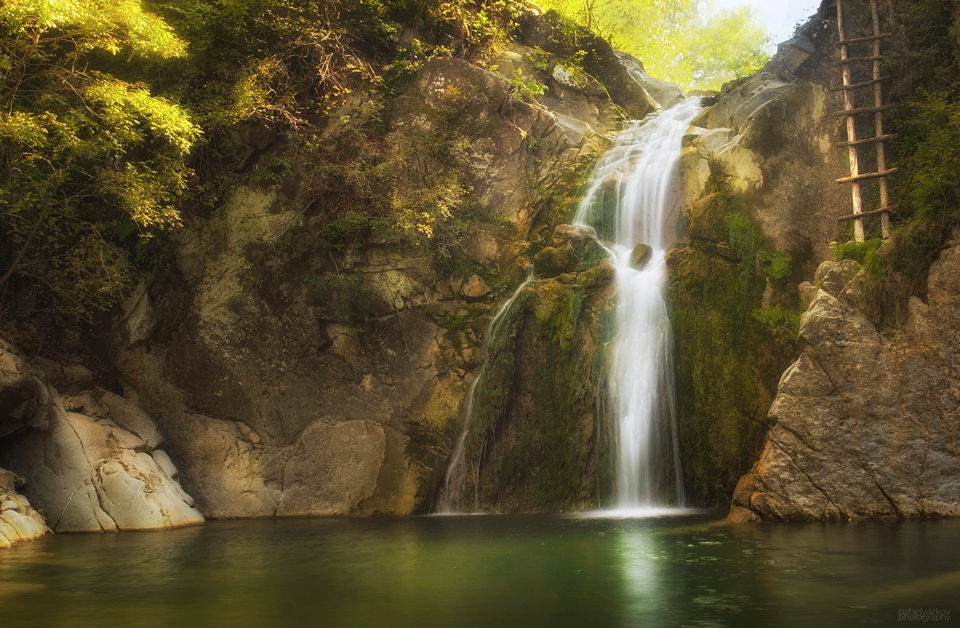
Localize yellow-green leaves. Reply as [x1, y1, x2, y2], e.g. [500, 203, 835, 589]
[98, 163, 185, 231]
[85, 80, 200, 153]
[536, 0, 771, 90]
[0, 0, 186, 58]
[0, 0, 195, 321]
[0, 112, 50, 148]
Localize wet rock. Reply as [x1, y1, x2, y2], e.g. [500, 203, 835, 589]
[631, 243, 652, 269]
[441, 267, 618, 513]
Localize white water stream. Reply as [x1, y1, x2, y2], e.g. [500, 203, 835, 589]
[440, 274, 534, 513]
[439, 98, 701, 514]
[574, 98, 703, 509]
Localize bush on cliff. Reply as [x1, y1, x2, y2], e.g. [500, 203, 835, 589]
[0, 0, 199, 325]
[0, 0, 531, 331]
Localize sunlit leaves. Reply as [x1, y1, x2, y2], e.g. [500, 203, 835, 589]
[0, 112, 50, 148]
[0, 0, 195, 320]
[85, 80, 199, 152]
[0, 0, 186, 57]
[536, 0, 771, 90]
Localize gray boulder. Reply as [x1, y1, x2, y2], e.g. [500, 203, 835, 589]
[0, 396, 204, 532]
[730, 251, 960, 521]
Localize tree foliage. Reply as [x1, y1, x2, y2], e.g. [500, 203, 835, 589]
[147, 0, 526, 129]
[0, 0, 199, 321]
[535, 0, 771, 90]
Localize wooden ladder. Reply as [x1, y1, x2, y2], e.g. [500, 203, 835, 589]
[834, 0, 896, 242]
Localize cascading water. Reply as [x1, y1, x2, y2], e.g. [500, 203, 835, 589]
[574, 98, 702, 510]
[440, 274, 534, 513]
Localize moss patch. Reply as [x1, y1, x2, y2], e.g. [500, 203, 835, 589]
[447, 265, 616, 512]
[667, 183, 799, 505]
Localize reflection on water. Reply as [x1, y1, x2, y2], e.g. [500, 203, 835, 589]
[1, 513, 958, 627]
[619, 527, 665, 625]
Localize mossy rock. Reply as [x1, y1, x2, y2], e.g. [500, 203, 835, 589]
[631, 243, 652, 269]
[666, 189, 799, 506]
[533, 224, 607, 278]
[685, 193, 727, 241]
[533, 243, 578, 278]
[444, 269, 617, 512]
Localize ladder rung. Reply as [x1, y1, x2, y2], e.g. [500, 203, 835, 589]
[834, 104, 896, 117]
[830, 76, 891, 91]
[837, 168, 899, 184]
[837, 33, 893, 46]
[836, 134, 897, 147]
[838, 206, 896, 221]
[834, 53, 900, 64]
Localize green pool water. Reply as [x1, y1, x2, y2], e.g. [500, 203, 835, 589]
[1, 511, 957, 627]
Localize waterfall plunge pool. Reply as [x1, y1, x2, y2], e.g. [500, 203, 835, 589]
[1, 513, 958, 627]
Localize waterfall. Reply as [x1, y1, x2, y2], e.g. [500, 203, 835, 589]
[439, 274, 534, 513]
[574, 98, 702, 510]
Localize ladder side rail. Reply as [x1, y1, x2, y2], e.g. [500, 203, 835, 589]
[872, 0, 891, 238]
[837, 0, 865, 242]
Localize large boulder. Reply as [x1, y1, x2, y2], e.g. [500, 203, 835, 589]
[0, 467, 49, 548]
[0, 341, 203, 533]
[730, 252, 960, 521]
[0, 390, 204, 532]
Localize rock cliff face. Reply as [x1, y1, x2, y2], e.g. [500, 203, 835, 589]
[0, 340, 203, 537]
[730, 250, 960, 521]
[442, 226, 616, 512]
[8, 2, 949, 526]
[86, 15, 658, 518]
[665, 3, 867, 505]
